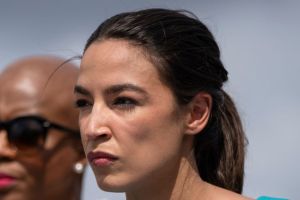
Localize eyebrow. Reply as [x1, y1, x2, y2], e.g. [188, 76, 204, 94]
[74, 85, 91, 97]
[74, 83, 148, 97]
[104, 83, 148, 96]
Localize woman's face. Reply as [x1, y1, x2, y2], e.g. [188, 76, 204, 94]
[76, 39, 189, 192]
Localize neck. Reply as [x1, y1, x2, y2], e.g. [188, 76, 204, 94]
[126, 148, 208, 200]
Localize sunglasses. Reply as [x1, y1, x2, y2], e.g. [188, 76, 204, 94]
[0, 115, 80, 151]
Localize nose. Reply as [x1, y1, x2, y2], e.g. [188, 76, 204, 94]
[0, 130, 17, 159]
[81, 105, 112, 141]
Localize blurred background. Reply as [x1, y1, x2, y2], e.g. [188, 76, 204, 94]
[1, 0, 299, 199]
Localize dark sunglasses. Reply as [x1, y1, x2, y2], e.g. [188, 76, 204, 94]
[0, 115, 80, 151]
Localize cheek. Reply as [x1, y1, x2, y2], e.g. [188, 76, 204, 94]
[44, 146, 78, 183]
[120, 108, 184, 167]
[17, 156, 45, 192]
[78, 116, 89, 151]
[18, 154, 45, 173]
[39, 133, 79, 178]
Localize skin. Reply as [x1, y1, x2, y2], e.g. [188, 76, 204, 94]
[0, 56, 85, 200]
[76, 39, 252, 200]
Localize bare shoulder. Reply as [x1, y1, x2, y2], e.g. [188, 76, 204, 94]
[206, 183, 254, 200]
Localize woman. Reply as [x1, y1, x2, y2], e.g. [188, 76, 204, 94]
[0, 56, 86, 200]
[74, 8, 250, 199]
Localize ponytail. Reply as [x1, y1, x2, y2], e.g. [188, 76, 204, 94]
[194, 89, 246, 193]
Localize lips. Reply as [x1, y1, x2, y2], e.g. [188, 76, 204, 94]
[0, 173, 16, 189]
[87, 151, 118, 167]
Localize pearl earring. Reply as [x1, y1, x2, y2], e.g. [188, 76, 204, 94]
[73, 162, 84, 174]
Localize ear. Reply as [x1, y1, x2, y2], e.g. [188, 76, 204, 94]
[76, 156, 87, 167]
[76, 149, 87, 165]
[72, 142, 87, 174]
[184, 92, 212, 135]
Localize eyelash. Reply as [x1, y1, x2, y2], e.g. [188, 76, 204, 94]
[74, 97, 139, 111]
[112, 97, 138, 110]
[74, 99, 92, 109]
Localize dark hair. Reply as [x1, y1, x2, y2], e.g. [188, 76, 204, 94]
[84, 8, 246, 193]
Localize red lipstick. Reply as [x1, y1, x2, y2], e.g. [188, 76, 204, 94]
[0, 174, 16, 189]
[87, 151, 118, 167]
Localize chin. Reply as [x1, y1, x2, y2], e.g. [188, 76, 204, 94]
[96, 176, 134, 193]
[97, 182, 125, 192]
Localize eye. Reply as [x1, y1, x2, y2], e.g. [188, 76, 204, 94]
[74, 99, 92, 109]
[112, 97, 138, 110]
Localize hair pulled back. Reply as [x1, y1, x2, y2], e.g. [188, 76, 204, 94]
[84, 8, 246, 193]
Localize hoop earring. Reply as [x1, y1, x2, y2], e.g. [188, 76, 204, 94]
[73, 162, 84, 174]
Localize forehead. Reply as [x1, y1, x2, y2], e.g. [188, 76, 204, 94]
[82, 39, 148, 68]
[79, 39, 162, 86]
[0, 75, 41, 119]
